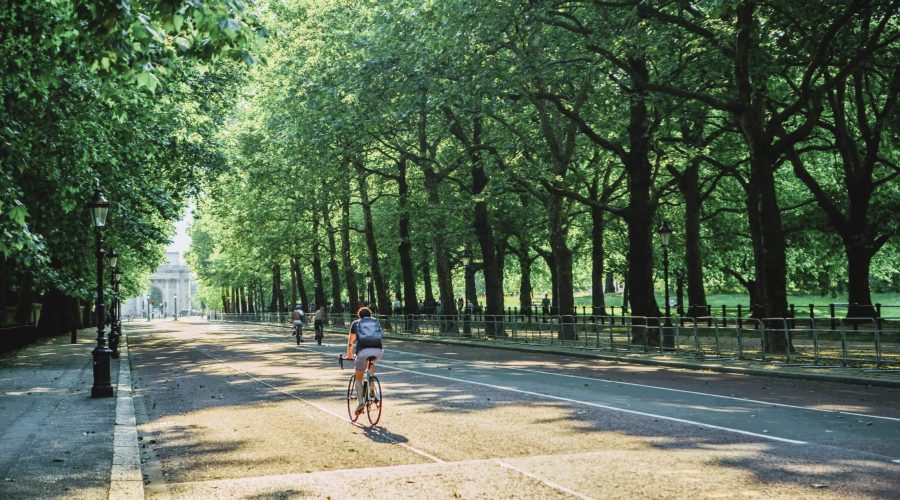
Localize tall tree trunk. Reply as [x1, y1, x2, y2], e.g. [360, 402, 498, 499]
[446, 111, 504, 336]
[676, 162, 709, 317]
[291, 258, 310, 313]
[422, 169, 457, 324]
[422, 254, 434, 304]
[623, 57, 661, 346]
[269, 265, 278, 312]
[547, 194, 575, 338]
[339, 182, 359, 313]
[590, 205, 607, 316]
[396, 158, 418, 316]
[289, 264, 297, 310]
[323, 201, 342, 323]
[846, 244, 875, 317]
[354, 161, 389, 314]
[311, 211, 327, 310]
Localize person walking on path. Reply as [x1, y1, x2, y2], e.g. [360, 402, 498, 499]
[541, 293, 551, 322]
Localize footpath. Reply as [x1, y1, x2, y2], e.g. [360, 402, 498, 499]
[0, 329, 141, 500]
[0, 320, 897, 499]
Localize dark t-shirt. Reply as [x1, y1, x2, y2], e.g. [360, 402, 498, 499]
[350, 318, 383, 352]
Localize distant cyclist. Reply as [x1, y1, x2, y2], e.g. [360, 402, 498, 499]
[345, 307, 384, 416]
[314, 306, 326, 344]
[291, 304, 305, 342]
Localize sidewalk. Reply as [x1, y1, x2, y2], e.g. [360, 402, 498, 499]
[0, 330, 141, 499]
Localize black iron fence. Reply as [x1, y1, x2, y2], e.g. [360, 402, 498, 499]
[209, 311, 899, 368]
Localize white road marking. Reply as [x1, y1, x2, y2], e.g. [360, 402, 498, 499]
[381, 362, 808, 445]
[496, 460, 595, 500]
[385, 344, 900, 422]
[192, 347, 445, 464]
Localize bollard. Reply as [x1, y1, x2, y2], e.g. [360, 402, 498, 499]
[830, 303, 836, 330]
[721, 304, 727, 327]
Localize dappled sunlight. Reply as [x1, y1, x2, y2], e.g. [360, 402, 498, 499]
[123, 321, 900, 498]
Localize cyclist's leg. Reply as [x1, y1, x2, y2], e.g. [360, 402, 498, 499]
[353, 371, 365, 414]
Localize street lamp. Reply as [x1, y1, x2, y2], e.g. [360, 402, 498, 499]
[364, 272, 374, 308]
[107, 249, 120, 359]
[173, 293, 178, 321]
[88, 185, 113, 398]
[145, 294, 150, 321]
[657, 221, 674, 348]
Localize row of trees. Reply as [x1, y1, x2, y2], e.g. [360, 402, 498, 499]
[189, 0, 899, 348]
[1, 1, 263, 334]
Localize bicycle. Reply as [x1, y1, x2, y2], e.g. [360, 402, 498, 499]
[339, 355, 382, 425]
[293, 322, 304, 344]
[314, 320, 324, 345]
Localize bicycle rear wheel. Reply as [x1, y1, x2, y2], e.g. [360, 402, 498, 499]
[346, 375, 360, 422]
[366, 376, 382, 425]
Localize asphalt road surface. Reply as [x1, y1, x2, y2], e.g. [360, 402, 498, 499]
[126, 320, 900, 499]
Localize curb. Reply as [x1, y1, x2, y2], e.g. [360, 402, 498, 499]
[236, 322, 900, 389]
[389, 334, 900, 389]
[109, 333, 144, 499]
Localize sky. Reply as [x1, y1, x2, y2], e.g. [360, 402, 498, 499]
[166, 204, 194, 254]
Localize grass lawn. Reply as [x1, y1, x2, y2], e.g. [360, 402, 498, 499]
[500, 291, 900, 316]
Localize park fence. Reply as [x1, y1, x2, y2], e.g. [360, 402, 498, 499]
[208, 311, 900, 368]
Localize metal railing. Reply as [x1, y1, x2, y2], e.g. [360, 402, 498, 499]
[208, 311, 900, 368]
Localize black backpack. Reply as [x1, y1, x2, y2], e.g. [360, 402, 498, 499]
[355, 317, 383, 349]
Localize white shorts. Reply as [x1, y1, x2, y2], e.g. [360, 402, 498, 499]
[355, 348, 383, 372]
[293, 320, 303, 326]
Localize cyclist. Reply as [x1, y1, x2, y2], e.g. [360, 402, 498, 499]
[314, 306, 326, 343]
[291, 304, 305, 342]
[345, 306, 384, 416]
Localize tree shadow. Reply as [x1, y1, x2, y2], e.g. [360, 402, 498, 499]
[124, 321, 900, 498]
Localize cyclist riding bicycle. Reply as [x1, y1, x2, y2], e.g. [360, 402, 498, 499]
[345, 306, 384, 416]
[291, 304, 305, 342]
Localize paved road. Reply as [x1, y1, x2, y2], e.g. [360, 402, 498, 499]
[127, 320, 900, 499]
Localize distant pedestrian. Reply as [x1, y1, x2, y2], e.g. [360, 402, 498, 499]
[541, 294, 551, 322]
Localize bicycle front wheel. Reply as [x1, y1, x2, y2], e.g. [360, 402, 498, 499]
[346, 375, 360, 422]
[366, 375, 382, 425]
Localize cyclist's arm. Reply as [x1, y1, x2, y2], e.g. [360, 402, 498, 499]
[346, 331, 356, 359]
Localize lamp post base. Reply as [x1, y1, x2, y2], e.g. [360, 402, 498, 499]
[91, 347, 114, 398]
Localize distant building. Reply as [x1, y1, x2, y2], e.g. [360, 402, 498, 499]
[121, 252, 197, 318]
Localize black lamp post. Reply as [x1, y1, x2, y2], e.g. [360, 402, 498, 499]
[145, 293, 150, 321]
[107, 249, 120, 359]
[88, 186, 113, 398]
[173, 293, 178, 321]
[364, 272, 374, 308]
[657, 220, 674, 349]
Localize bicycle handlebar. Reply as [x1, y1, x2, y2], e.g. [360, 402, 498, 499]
[339, 354, 355, 369]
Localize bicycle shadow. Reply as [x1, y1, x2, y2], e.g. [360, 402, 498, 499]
[360, 424, 409, 444]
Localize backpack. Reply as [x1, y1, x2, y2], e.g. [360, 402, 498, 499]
[355, 317, 383, 349]
[292, 309, 304, 321]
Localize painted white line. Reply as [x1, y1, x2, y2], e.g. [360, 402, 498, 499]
[385, 346, 900, 422]
[192, 347, 445, 464]
[381, 362, 808, 445]
[496, 460, 594, 500]
[232, 326, 809, 444]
